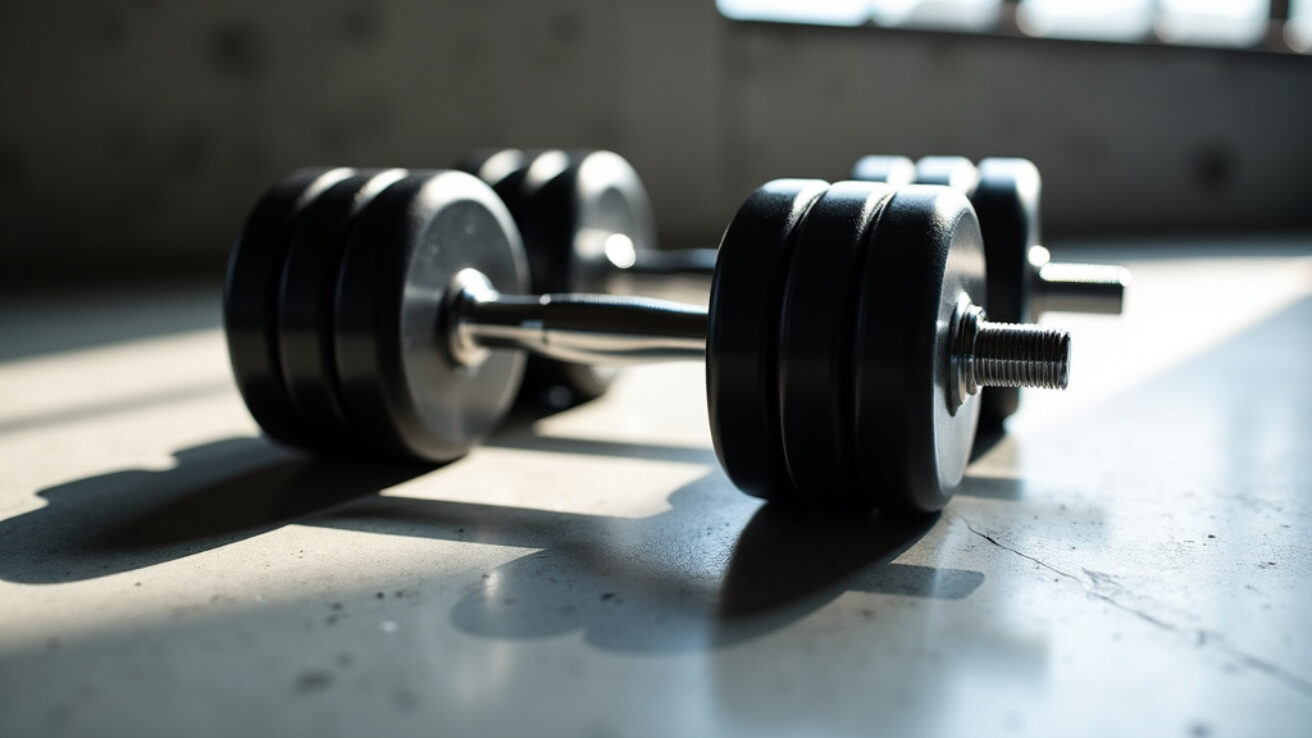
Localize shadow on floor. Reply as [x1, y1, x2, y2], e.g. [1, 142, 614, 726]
[487, 427, 718, 465]
[1, 426, 979, 652]
[956, 475, 1026, 501]
[313, 472, 979, 653]
[0, 437, 432, 584]
[491, 393, 718, 465]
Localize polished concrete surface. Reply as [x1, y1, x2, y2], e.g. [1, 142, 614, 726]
[1, 246, 1310, 737]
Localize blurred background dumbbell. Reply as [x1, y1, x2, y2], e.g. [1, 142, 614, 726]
[458, 148, 717, 407]
[456, 149, 1122, 436]
[852, 155, 1132, 428]
[224, 170, 1074, 513]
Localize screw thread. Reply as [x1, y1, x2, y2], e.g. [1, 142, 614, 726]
[971, 321, 1071, 390]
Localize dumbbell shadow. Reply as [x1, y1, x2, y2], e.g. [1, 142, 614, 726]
[310, 475, 983, 653]
[0, 438, 430, 585]
[486, 413, 719, 465]
[0, 433, 982, 651]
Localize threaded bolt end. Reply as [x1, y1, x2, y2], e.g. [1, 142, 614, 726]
[972, 321, 1070, 390]
[949, 300, 1071, 409]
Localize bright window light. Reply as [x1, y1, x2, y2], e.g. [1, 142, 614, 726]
[871, 1, 1002, 32]
[717, 0, 1000, 31]
[1017, 0, 1155, 42]
[717, 0, 1283, 52]
[716, 0, 870, 26]
[1157, 0, 1270, 48]
[1288, 0, 1312, 52]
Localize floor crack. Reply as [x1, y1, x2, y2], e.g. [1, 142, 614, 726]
[960, 517, 1083, 583]
[953, 512, 1312, 700]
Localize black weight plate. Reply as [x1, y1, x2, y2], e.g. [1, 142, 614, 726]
[972, 157, 1040, 324]
[467, 149, 658, 404]
[852, 185, 986, 513]
[707, 179, 829, 504]
[276, 169, 408, 449]
[972, 158, 1043, 427]
[334, 171, 529, 462]
[224, 167, 355, 448]
[464, 149, 569, 295]
[566, 150, 660, 297]
[458, 148, 528, 189]
[776, 182, 895, 510]
[488, 150, 614, 403]
[914, 156, 980, 195]
[851, 155, 917, 186]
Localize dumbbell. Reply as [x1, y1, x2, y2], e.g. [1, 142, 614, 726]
[852, 155, 1132, 426]
[456, 150, 920, 412]
[224, 168, 1072, 513]
[457, 148, 716, 405]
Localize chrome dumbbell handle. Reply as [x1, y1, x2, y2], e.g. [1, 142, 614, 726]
[1028, 245, 1132, 316]
[446, 268, 1071, 406]
[620, 246, 719, 277]
[447, 269, 706, 367]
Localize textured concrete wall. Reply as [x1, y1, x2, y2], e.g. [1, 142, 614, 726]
[1, 1, 1309, 281]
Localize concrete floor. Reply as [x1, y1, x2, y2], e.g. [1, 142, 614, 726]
[1, 245, 1310, 737]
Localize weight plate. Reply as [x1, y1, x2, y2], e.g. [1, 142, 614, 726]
[914, 156, 979, 195]
[333, 171, 529, 462]
[466, 149, 658, 404]
[569, 150, 660, 297]
[224, 167, 355, 448]
[852, 185, 986, 513]
[973, 158, 1043, 427]
[463, 149, 569, 295]
[972, 157, 1040, 324]
[458, 148, 528, 188]
[776, 182, 895, 509]
[851, 155, 917, 186]
[706, 179, 829, 504]
[276, 169, 408, 449]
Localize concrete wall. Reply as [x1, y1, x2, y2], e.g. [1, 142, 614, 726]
[1, 1, 1309, 281]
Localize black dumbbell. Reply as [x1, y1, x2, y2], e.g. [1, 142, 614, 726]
[455, 150, 1118, 434]
[850, 154, 918, 187]
[457, 148, 717, 406]
[852, 155, 1131, 426]
[224, 169, 1072, 513]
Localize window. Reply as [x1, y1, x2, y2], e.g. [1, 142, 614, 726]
[717, 0, 1304, 53]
